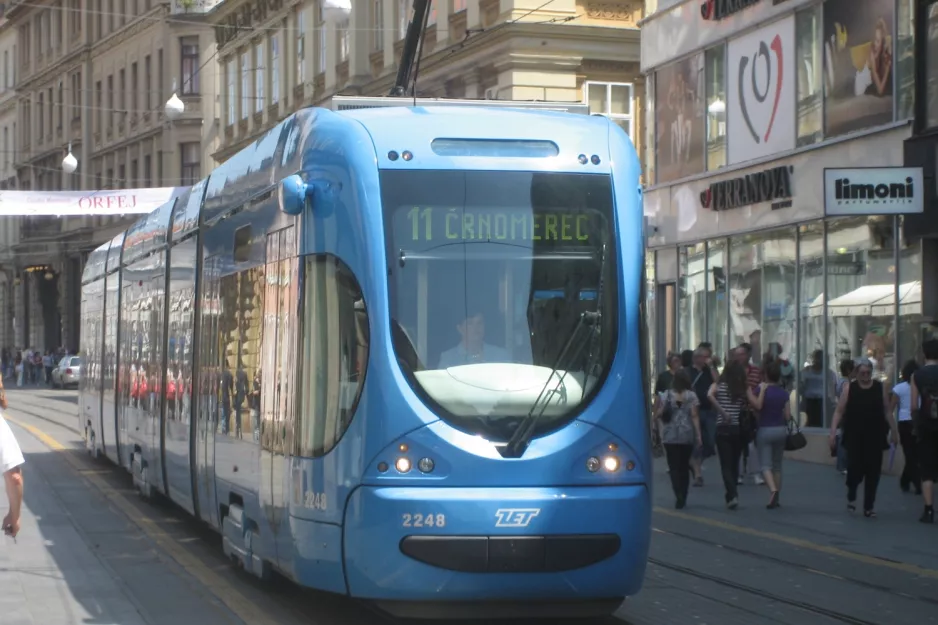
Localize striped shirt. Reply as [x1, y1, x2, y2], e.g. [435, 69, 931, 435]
[713, 382, 746, 427]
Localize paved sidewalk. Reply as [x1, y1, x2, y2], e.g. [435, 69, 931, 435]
[0, 416, 244, 625]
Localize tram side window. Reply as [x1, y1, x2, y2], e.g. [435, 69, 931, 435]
[297, 255, 369, 458]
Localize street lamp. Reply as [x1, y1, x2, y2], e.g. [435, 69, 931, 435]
[165, 90, 185, 121]
[62, 142, 78, 174]
[708, 98, 726, 115]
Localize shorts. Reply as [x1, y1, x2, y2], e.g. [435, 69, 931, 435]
[755, 426, 787, 473]
[693, 410, 717, 460]
[918, 426, 938, 483]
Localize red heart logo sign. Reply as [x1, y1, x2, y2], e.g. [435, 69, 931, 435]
[738, 33, 784, 144]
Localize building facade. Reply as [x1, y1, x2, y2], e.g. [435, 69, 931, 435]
[208, 0, 645, 166]
[642, 0, 932, 435]
[0, 14, 20, 350]
[6, 0, 219, 352]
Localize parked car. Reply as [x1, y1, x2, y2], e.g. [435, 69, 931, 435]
[52, 355, 82, 388]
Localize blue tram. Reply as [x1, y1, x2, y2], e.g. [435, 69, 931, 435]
[78, 97, 652, 619]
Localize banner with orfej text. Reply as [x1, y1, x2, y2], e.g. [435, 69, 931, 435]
[0, 187, 190, 216]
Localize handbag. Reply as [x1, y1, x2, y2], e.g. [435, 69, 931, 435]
[738, 400, 757, 444]
[785, 420, 807, 451]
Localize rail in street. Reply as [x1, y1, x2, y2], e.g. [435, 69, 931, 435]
[2, 387, 937, 625]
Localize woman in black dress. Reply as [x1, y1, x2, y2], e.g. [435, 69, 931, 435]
[828, 358, 899, 517]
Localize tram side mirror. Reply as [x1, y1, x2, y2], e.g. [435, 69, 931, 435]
[278, 174, 311, 215]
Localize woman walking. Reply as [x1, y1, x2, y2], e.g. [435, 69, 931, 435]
[891, 359, 921, 495]
[708, 360, 757, 510]
[654, 369, 702, 509]
[829, 358, 899, 517]
[750, 361, 793, 509]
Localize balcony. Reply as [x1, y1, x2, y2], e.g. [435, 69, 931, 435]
[180, 94, 202, 117]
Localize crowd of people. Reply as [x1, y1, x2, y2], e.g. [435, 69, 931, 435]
[0, 347, 72, 387]
[652, 338, 938, 524]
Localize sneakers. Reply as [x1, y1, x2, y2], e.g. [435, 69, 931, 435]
[726, 497, 738, 510]
[754, 475, 765, 486]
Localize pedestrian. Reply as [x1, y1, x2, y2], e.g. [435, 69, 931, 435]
[686, 346, 718, 486]
[891, 359, 921, 495]
[708, 360, 758, 510]
[829, 358, 899, 518]
[751, 361, 793, 509]
[654, 353, 683, 414]
[654, 369, 702, 509]
[0, 377, 23, 538]
[909, 338, 938, 524]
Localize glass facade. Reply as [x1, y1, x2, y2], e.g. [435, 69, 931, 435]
[649, 216, 922, 430]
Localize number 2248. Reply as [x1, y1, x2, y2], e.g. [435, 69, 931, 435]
[402, 513, 446, 528]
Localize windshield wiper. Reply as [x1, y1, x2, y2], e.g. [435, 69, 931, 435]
[505, 244, 607, 458]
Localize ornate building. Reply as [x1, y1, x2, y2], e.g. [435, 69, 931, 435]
[5, 0, 219, 351]
[209, 0, 645, 166]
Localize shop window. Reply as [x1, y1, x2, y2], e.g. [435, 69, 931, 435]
[926, 1, 938, 129]
[297, 255, 369, 458]
[796, 6, 823, 146]
[585, 81, 634, 138]
[896, 0, 915, 121]
[824, 217, 896, 424]
[822, 0, 895, 138]
[797, 222, 825, 426]
[654, 54, 704, 183]
[679, 244, 706, 352]
[704, 45, 726, 171]
[706, 239, 728, 363]
[728, 228, 797, 371]
[896, 215, 931, 368]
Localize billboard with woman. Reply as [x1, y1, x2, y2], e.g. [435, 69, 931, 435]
[655, 54, 705, 184]
[823, 0, 895, 137]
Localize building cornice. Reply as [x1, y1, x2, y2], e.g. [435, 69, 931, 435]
[90, 6, 172, 57]
[16, 49, 90, 90]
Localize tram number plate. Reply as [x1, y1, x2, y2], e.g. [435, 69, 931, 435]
[402, 513, 446, 528]
[304, 492, 327, 510]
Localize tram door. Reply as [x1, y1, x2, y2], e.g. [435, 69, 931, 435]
[195, 254, 220, 527]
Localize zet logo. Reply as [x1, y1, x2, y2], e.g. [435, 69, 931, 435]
[494, 508, 541, 528]
[738, 33, 784, 145]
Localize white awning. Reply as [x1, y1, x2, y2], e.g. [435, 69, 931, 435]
[807, 282, 920, 318]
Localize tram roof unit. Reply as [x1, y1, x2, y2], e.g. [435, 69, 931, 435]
[328, 96, 591, 115]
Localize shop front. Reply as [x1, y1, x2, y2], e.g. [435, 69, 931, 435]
[644, 125, 931, 431]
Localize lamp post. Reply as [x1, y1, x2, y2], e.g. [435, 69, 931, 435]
[62, 142, 78, 174]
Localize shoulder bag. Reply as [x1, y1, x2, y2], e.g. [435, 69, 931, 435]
[785, 419, 807, 451]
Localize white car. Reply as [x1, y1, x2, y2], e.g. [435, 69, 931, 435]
[52, 356, 82, 388]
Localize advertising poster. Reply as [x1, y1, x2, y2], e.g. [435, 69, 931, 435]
[655, 53, 705, 183]
[823, 0, 895, 137]
[727, 16, 796, 165]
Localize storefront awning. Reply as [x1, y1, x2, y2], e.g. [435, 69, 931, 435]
[807, 282, 921, 318]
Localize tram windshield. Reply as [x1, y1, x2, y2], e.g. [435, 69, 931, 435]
[381, 170, 618, 442]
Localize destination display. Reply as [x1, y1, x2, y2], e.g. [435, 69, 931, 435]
[399, 206, 604, 244]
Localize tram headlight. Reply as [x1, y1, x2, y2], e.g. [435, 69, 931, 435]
[417, 457, 435, 473]
[586, 456, 601, 472]
[602, 456, 620, 472]
[395, 457, 412, 473]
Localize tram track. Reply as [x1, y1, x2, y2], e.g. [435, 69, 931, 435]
[648, 556, 882, 625]
[653, 525, 938, 608]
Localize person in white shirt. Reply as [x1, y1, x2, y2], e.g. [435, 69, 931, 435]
[0, 371, 23, 538]
[891, 359, 921, 495]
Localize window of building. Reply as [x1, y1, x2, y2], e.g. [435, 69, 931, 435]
[157, 49, 164, 108]
[297, 7, 307, 83]
[180, 36, 199, 95]
[131, 159, 137, 185]
[270, 33, 280, 104]
[118, 164, 125, 189]
[144, 55, 152, 109]
[453, 0, 467, 12]
[227, 60, 236, 124]
[372, 0, 383, 51]
[107, 74, 114, 128]
[298, 255, 369, 458]
[157, 149, 163, 182]
[338, 19, 349, 61]
[398, 0, 410, 38]
[318, 8, 327, 73]
[71, 71, 81, 121]
[796, 6, 822, 146]
[679, 243, 706, 350]
[57, 81, 63, 130]
[38, 92, 44, 139]
[3, 51, 7, 90]
[95, 80, 102, 132]
[896, 0, 915, 121]
[144, 154, 152, 187]
[585, 81, 634, 137]
[927, 1, 938, 128]
[180, 142, 200, 185]
[95, 0, 103, 38]
[240, 51, 249, 119]
[255, 42, 265, 113]
[131, 62, 138, 112]
[119, 68, 125, 111]
[704, 45, 726, 171]
[427, 0, 437, 25]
